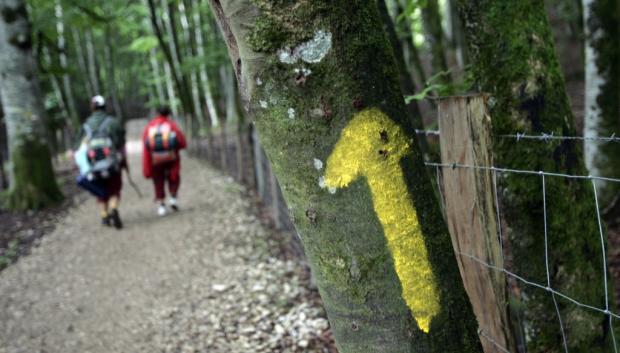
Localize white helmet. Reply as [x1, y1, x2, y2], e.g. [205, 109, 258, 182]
[91, 95, 106, 108]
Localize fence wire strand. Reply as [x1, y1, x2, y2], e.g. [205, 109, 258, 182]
[430, 159, 620, 352]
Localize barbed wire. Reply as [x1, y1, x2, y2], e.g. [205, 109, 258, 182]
[414, 130, 620, 143]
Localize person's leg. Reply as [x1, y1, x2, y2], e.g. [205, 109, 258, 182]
[98, 200, 110, 226]
[107, 172, 123, 229]
[152, 164, 167, 216]
[167, 162, 180, 211]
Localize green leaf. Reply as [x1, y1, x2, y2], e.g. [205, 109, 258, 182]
[127, 36, 158, 53]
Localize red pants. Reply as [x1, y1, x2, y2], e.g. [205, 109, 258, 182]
[152, 162, 180, 200]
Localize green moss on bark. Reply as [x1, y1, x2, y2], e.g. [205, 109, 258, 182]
[458, 1, 616, 351]
[7, 138, 63, 210]
[212, 0, 483, 352]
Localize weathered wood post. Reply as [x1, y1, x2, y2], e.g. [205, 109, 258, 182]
[438, 95, 516, 353]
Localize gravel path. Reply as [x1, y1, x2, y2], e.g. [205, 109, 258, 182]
[0, 122, 333, 353]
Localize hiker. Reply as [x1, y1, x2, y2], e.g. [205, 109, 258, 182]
[74, 95, 126, 229]
[142, 106, 187, 216]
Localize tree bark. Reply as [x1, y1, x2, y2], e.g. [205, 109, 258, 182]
[0, 0, 63, 210]
[583, 0, 620, 206]
[458, 1, 616, 352]
[149, 48, 167, 104]
[72, 29, 94, 98]
[208, 1, 482, 352]
[103, 26, 123, 121]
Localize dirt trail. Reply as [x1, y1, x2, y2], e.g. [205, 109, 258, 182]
[0, 120, 332, 353]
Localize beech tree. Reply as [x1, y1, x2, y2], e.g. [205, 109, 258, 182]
[458, 1, 616, 351]
[0, 0, 63, 209]
[582, 0, 620, 205]
[208, 1, 482, 352]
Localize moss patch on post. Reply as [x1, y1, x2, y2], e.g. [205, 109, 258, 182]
[7, 138, 63, 210]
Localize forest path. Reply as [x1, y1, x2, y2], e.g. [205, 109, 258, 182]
[0, 120, 331, 353]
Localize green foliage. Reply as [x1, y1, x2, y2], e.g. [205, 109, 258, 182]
[127, 35, 159, 53]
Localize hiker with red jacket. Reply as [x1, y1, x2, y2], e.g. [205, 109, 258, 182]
[142, 106, 187, 216]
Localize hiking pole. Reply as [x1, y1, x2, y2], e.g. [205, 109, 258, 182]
[124, 168, 143, 198]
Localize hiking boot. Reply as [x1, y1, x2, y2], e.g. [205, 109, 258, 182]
[109, 209, 123, 229]
[101, 215, 111, 227]
[157, 204, 167, 217]
[169, 197, 179, 212]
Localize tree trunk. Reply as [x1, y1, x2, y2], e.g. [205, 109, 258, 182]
[458, 1, 616, 352]
[54, 0, 79, 128]
[149, 48, 166, 104]
[421, 0, 451, 84]
[193, 0, 220, 129]
[179, 0, 204, 133]
[583, 0, 620, 206]
[163, 60, 179, 116]
[85, 30, 101, 94]
[0, 0, 63, 210]
[208, 1, 482, 352]
[72, 29, 94, 98]
[103, 26, 123, 121]
[378, 0, 428, 156]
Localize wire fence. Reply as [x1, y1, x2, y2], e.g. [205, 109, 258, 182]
[192, 122, 620, 352]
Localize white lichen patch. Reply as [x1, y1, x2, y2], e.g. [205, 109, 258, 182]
[256, 77, 263, 86]
[259, 100, 268, 109]
[313, 158, 323, 170]
[277, 30, 332, 65]
[318, 176, 327, 189]
[287, 108, 296, 120]
[328, 187, 337, 195]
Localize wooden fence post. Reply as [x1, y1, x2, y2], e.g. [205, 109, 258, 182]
[252, 125, 266, 199]
[438, 95, 516, 353]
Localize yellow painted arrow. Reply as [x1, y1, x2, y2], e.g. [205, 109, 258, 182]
[324, 108, 440, 333]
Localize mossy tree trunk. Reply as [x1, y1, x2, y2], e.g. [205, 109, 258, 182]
[458, 1, 616, 352]
[0, 0, 63, 210]
[208, 1, 482, 352]
[583, 0, 620, 206]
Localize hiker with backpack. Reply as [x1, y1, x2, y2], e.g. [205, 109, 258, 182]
[74, 95, 126, 229]
[142, 106, 187, 216]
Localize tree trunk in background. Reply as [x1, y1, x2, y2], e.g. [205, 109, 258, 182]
[72, 29, 94, 98]
[209, 1, 482, 352]
[149, 49, 166, 105]
[85, 30, 101, 94]
[583, 0, 620, 206]
[54, 0, 79, 128]
[394, 0, 428, 88]
[421, 0, 451, 84]
[163, 60, 179, 116]
[103, 26, 123, 121]
[445, 0, 467, 70]
[179, 0, 205, 132]
[458, 1, 616, 352]
[193, 0, 220, 129]
[378, 0, 428, 156]
[0, 0, 63, 209]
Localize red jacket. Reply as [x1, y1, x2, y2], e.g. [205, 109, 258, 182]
[142, 116, 187, 179]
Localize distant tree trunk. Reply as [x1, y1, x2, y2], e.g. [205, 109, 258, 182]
[54, 0, 79, 128]
[583, 0, 620, 206]
[445, 0, 467, 70]
[0, 109, 7, 190]
[163, 61, 179, 116]
[72, 29, 94, 98]
[193, 0, 220, 129]
[85, 30, 101, 94]
[393, 0, 428, 88]
[421, 0, 451, 84]
[179, 0, 204, 133]
[0, 0, 63, 209]
[149, 49, 166, 105]
[209, 1, 482, 352]
[458, 1, 616, 351]
[103, 26, 123, 121]
[378, 0, 428, 156]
